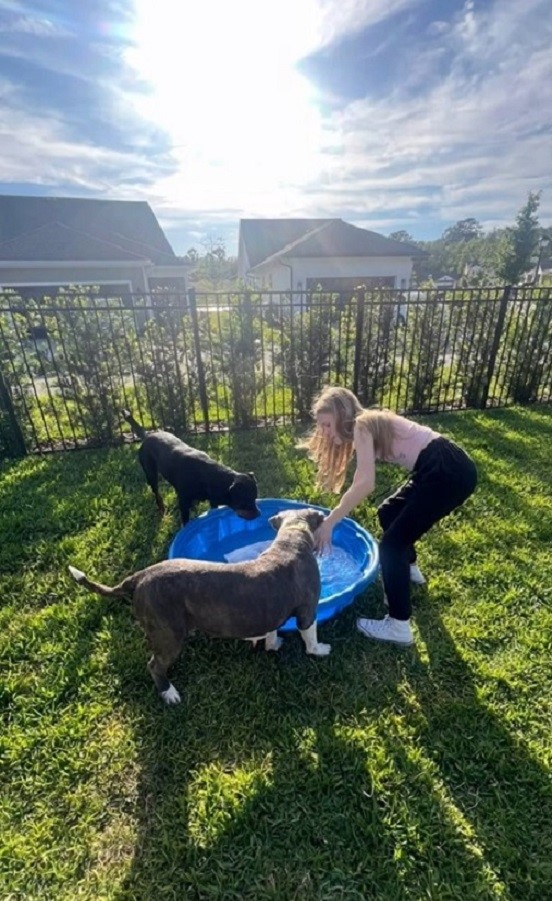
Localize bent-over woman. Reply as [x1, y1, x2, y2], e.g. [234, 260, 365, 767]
[300, 386, 477, 646]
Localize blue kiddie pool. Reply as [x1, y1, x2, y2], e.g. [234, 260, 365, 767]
[168, 498, 379, 632]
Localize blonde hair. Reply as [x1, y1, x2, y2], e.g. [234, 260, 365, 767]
[298, 387, 361, 492]
[298, 386, 400, 492]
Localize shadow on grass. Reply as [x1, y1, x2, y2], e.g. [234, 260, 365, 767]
[0, 446, 166, 722]
[431, 405, 551, 483]
[204, 427, 315, 504]
[430, 407, 552, 555]
[412, 602, 552, 897]
[104, 593, 544, 900]
[0, 447, 165, 577]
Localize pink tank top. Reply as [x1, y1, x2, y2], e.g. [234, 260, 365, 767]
[380, 416, 440, 470]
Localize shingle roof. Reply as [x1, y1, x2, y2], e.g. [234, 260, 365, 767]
[240, 218, 330, 268]
[0, 221, 150, 262]
[240, 218, 424, 270]
[0, 195, 177, 264]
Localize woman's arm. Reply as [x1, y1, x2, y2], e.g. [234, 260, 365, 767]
[316, 425, 376, 550]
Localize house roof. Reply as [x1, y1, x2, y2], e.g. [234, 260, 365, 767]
[0, 221, 151, 262]
[240, 218, 424, 270]
[240, 218, 329, 268]
[0, 195, 178, 264]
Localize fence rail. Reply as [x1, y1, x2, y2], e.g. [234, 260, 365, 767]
[0, 284, 550, 456]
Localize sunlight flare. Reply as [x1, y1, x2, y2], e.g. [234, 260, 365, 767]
[126, 0, 325, 207]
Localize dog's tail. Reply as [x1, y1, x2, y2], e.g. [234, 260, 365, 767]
[68, 565, 138, 599]
[122, 408, 147, 439]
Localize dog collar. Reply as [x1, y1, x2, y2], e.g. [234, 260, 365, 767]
[281, 523, 313, 537]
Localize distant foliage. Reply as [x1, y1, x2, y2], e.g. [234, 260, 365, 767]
[355, 288, 396, 407]
[497, 191, 542, 285]
[404, 293, 447, 411]
[388, 230, 416, 244]
[415, 231, 506, 286]
[442, 218, 484, 243]
[500, 287, 552, 403]
[183, 239, 238, 291]
[281, 291, 338, 419]
[226, 293, 260, 427]
[415, 193, 548, 287]
[451, 290, 504, 408]
[132, 299, 190, 433]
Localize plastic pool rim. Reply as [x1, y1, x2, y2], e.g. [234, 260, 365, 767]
[168, 497, 379, 631]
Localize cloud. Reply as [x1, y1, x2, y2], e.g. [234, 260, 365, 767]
[455, 0, 478, 45]
[290, 0, 552, 232]
[316, 0, 420, 48]
[0, 13, 69, 37]
[427, 20, 449, 37]
[0, 0, 550, 252]
[0, 94, 171, 192]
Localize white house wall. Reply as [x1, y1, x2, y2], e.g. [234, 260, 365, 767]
[237, 233, 250, 280]
[0, 264, 150, 294]
[254, 255, 414, 292]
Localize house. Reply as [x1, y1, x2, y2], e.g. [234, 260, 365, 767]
[539, 255, 552, 282]
[435, 274, 457, 290]
[0, 195, 189, 299]
[237, 218, 425, 297]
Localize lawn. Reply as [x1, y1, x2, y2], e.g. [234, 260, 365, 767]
[1, 405, 551, 900]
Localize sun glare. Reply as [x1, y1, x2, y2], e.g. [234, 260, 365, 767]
[127, 0, 325, 209]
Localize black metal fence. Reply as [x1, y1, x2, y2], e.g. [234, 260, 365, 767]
[0, 284, 550, 456]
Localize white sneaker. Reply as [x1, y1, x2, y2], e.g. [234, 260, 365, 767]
[410, 564, 426, 585]
[357, 615, 414, 646]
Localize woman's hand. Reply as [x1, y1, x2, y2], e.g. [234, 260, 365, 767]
[315, 516, 334, 554]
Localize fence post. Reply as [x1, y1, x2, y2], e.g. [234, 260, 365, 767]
[479, 284, 511, 409]
[187, 288, 210, 432]
[0, 367, 27, 456]
[352, 289, 366, 397]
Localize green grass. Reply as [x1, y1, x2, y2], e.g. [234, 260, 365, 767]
[1, 406, 551, 900]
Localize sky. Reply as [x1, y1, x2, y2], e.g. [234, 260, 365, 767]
[0, 0, 551, 256]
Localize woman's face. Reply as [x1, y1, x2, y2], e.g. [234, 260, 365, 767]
[317, 412, 342, 445]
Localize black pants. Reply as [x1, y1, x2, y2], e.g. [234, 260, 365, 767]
[377, 438, 477, 620]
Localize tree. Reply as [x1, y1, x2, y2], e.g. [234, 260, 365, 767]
[188, 238, 237, 290]
[442, 218, 483, 243]
[180, 247, 199, 263]
[497, 191, 542, 285]
[388, 230, 415, 244]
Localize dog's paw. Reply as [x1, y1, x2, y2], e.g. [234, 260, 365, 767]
[265, 631, 283, 652]
[161, 684, 181, 705]
[310, 642, 331, 657]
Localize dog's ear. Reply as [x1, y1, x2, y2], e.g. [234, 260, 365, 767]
[305, 508, 325, 531]
[231, 473, 256, 489]
[269, 513, 284, 531]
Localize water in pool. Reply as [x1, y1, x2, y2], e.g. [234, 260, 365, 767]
[224, 541, 362, 599]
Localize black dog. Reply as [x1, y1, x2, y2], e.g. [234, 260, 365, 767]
[123, 410, 260, 525]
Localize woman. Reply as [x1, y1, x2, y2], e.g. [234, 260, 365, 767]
[300, 387, 477, 646]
